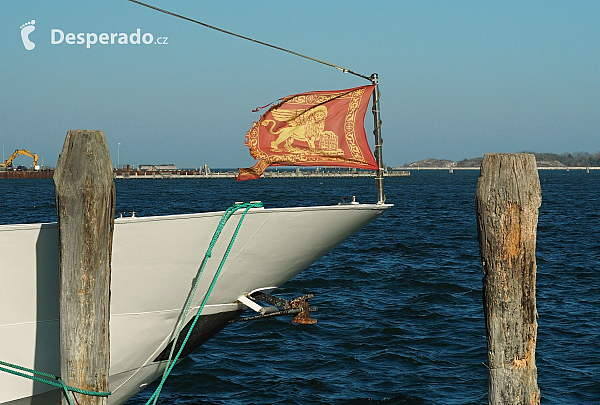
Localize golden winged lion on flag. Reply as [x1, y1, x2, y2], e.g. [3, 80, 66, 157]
[263, 105, 342, 155]
[238, 85, 379, 180]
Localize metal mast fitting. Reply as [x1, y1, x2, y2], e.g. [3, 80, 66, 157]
[370, 73, 385, 204]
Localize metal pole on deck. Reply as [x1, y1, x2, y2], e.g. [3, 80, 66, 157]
[370, 73, 385, 204]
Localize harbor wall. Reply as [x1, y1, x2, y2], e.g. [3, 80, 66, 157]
[113, 169, 411, 179]
[0, 170, 54, 179]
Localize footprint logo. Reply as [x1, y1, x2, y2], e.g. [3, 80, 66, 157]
[20, 20, 36, 51]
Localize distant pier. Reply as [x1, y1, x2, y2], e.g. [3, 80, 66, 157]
[113, 169, 411, 179]
[0, 168, 410, 179]
[4, 166, 598, 180]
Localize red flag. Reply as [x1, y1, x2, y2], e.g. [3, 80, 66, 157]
[237, 85, 378, 180]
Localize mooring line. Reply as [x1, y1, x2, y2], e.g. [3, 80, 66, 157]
[146, 201, 263, 404]
[0, 360, 111, 403]
[127, 0, 372, 81]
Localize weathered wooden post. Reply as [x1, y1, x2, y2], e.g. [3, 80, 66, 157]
[476, 153, 541, 405]
[54, 130, 115, 405]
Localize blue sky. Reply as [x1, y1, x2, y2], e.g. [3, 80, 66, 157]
[2, 1, 599, 168]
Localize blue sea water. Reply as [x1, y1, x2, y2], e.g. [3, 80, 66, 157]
[1, 170, 598, 404]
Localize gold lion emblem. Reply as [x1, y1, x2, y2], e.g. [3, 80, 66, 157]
[262, 105, 343, 155]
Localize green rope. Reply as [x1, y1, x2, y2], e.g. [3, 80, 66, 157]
[56, 377, 75, 405]
[0, 360, 111, 401]
[0, 202, 260, 404]
[146, 201, 263, 404]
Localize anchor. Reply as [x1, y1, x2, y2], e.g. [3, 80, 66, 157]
[233, 291, 317, 324]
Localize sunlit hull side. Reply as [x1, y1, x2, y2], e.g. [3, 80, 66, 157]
[0, 203, 391, 404]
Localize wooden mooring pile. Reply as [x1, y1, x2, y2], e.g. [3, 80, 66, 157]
[54, 130, 113, 405]
[476, 153, 541, 404]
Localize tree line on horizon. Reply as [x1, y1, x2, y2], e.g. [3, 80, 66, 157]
[405, 151, 600, 168]
[458, 151, 600, 167]
[527, 151, 600, 167]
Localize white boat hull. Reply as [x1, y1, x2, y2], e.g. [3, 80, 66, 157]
[0, 203, 390, 404]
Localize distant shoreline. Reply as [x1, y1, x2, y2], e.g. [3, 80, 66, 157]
[401, 153, 600, 170]
[394, 166, 600, 171]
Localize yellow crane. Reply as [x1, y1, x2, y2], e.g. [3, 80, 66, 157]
[0, 149, 39, 170]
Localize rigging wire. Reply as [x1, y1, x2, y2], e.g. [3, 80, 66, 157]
[127, 0, 372, 82]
